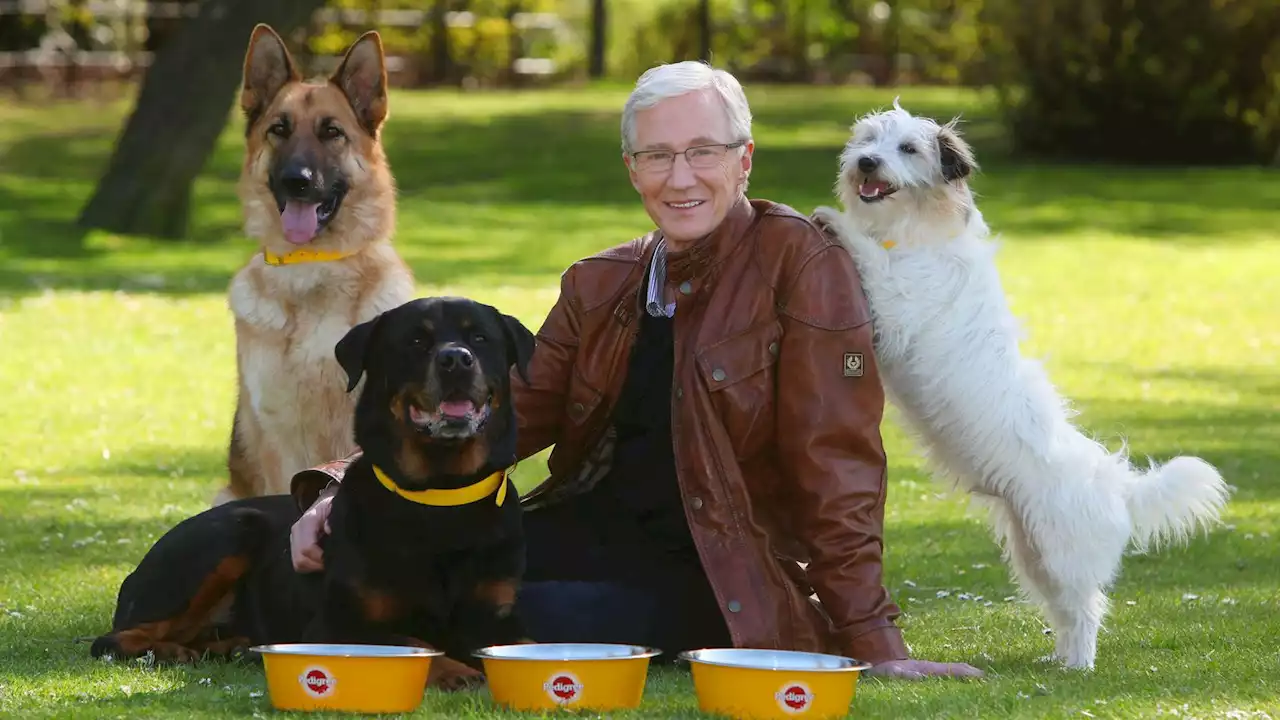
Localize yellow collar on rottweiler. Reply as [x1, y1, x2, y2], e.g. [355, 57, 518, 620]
[262, 248, 356, 266]
[373, 465, 509, 507]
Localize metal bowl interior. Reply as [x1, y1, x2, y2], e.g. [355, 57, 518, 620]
[250, 643, 443, 658]
[474, 643, 662, 661]
[678, 648, 871, 672]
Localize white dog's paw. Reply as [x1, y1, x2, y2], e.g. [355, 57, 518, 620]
[811, 206, 880, 257]
[810, 206, 851, 247]
[811, 205, 845, 232]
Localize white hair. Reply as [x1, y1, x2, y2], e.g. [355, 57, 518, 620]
[620, 61, 753, 153]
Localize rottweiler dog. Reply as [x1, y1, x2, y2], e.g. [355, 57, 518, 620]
[91, 297, 537, 689]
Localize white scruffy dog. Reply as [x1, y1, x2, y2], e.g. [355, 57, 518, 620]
[812, 102, 1230, 670]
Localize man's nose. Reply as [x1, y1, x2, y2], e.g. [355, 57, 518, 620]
[667, 153, 697, 188]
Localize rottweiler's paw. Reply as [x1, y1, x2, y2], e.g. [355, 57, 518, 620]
[220, 642, 254, 664]
[199, 636, 253, 662]
[429, 658, 485, 692]
[155, 644, 201, 665]
[89, 635, 120, 660]
[436, 669, 486, 692]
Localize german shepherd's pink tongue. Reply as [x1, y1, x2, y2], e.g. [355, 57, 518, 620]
[281, 201, 321, 245]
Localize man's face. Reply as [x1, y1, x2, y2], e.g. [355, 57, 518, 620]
[625, 89, 753, 249]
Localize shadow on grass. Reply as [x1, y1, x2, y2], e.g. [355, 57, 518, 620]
[2, 89, 1277, 299]
[1, 374, 1271, 600]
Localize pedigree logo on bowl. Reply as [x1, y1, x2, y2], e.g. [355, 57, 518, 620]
[543, 671, 584, 704]
[775, 680, 814, 714]
[299, 665, 337, 698]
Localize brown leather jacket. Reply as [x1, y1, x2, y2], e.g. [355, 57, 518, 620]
[294, 196, 907, 663]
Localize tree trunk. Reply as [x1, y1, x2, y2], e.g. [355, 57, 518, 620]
[506, 0, 524, 87]
[697, 0, 711, 63]
[430, 0, 452, 84]
[588, 0, 606, 78]
[77, 0, 325, 240]
[883, 0, 900, 86]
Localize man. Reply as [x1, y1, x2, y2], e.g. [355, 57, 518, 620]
[289, 61, 982, 680]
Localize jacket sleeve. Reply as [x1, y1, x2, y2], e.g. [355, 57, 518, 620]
[512, 266, 581, 460]
[775, 239, 908, 665]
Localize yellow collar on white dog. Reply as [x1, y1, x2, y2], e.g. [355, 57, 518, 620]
[373, 465, 510, 507]
[879, 239, 898, 249]
[262, 248, 356, 266]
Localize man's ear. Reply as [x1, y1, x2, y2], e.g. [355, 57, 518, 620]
[623, 152, 643, 193]
[335, 314, 383, 393]
[241, 24, 300, 127]
[937, 119, 977, 182]
[498, 312, 536, 384]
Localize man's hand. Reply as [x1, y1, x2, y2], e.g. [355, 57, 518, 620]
[865, 659, 985, 680]
[290, 494, 334, 573]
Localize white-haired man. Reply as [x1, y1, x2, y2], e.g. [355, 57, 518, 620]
[288, 61, 982, 680]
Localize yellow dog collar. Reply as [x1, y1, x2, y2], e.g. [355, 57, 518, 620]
[262, 247, 356, 266]
[373, 464, 509, 507]
[879, 239, 898, 249]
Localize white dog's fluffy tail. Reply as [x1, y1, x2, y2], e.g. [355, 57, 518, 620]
[1120, 455, 1230, 552]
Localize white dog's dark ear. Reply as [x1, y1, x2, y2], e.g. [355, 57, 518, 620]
[937, 120, 977, 182]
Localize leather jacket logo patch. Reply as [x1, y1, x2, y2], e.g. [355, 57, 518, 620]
[843, 352, 864, 377]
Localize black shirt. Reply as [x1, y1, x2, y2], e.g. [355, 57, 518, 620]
[524, 254, 703, 583]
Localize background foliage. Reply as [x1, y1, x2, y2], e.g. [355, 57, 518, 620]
[4, 0, 1276, 164]
[981, 0, 1280, 164]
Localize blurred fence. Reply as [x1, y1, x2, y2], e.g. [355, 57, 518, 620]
[0, 0, 570, 94]
[0, 0, 954, 97]
[3, 0, 1275, 164]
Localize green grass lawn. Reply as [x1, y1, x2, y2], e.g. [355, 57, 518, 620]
[1, 83, 1277, 719]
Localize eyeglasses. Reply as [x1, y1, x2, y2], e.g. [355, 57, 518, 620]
[629, 142, 745, 173]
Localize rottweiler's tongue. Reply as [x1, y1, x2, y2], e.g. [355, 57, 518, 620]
[438, 401, 474, 418]
[281, 201, 320, 245]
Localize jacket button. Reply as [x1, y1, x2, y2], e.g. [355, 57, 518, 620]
[727, 600, 742, 613]
[675, 387, 683, 399]
[712, 368, 726, 382]
[679, 281, 693, 295]
[689, 497, 703, 510]
[768, 341, 779, 355]
[571, 402, 585, 415]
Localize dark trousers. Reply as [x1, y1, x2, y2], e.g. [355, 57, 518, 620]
[514, 499, 731, 661]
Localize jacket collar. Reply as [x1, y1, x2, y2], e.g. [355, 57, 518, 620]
[662, 195, 758, 284]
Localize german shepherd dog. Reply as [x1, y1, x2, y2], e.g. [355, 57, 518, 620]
[215, 25, 416, 505]
[91, 297, 537, 690]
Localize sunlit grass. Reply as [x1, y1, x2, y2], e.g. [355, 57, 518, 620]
[0, 83, 1277, 718]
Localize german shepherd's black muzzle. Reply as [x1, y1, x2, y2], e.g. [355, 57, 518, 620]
[267, 147, 348, 244]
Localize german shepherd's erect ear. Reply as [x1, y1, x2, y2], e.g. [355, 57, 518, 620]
[240, 24, 301, 131]
[329, 31, 389, 136]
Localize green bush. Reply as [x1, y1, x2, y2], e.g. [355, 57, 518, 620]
[984, 0, 1280, 165]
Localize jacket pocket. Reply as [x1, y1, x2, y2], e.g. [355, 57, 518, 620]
[564, 369, 604, 427]
[695, 319, 782, 459]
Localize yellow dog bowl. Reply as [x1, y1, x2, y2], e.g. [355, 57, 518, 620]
[252, 643, 442, 713]
[474, 643, 661, 711]
[680, 648, 872, 719]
